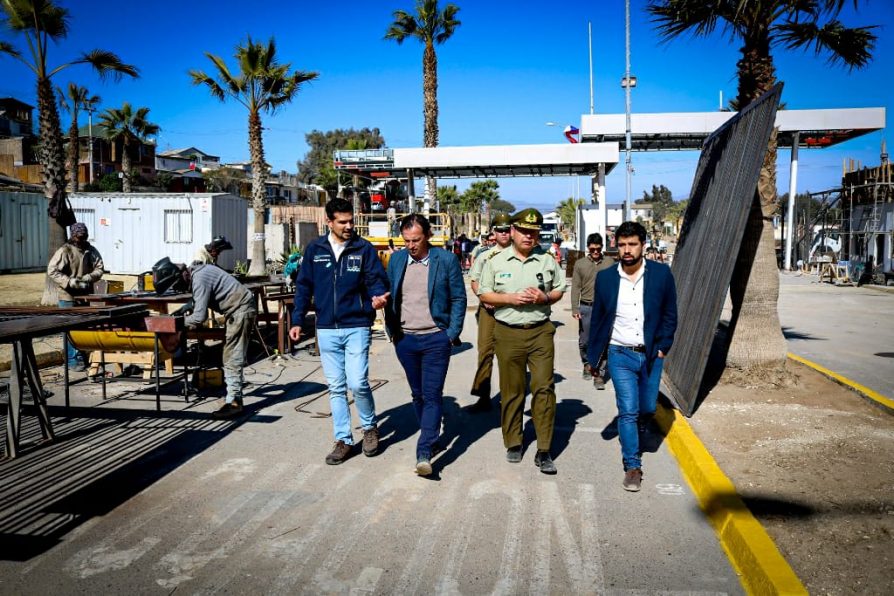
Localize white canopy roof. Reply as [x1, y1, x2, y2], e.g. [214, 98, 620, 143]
[580, 108, 885, 150]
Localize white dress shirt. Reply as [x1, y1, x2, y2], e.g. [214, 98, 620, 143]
[610, 262, 646, 347]
[328, 233, 346, 261]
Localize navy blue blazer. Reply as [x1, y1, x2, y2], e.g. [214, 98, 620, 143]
[586, 259, 678, 370]
[385, 247, 467, 342]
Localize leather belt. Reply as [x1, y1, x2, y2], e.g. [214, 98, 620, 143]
[615, 344, 646, 353]
[579, 300, 593, 306]
[497, 319, 548, 330]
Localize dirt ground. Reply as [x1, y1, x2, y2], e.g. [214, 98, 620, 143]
[688, 360, 894, 595]
[2, 273, 893, 592]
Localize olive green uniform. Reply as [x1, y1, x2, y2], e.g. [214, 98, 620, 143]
[469, 245, 504, 398]
[478, 245, 566, 450]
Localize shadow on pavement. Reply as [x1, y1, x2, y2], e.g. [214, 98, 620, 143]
[0, 379, 325, 562]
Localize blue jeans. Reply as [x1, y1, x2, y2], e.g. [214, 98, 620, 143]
[58, 300, 84, 367]
[606, 345, 664, 471]
[394, 331, 452, 459]
[317, 327, 377, 445]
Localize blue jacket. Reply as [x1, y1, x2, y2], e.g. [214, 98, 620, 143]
[292, 234, 389, 329]
[384, 247, 467, 342]
[587, 260, 678, 371]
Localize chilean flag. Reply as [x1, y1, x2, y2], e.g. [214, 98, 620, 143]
[564, 125, 580, 144]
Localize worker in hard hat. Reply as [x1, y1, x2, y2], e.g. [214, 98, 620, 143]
[152, 257, 256, 419]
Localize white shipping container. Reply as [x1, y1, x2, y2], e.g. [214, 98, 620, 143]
[0, 191, 48, 272]
[69, 192, 248, 274]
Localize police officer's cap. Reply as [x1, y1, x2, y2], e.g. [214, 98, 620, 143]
[491, 212, 511, 229]
[511, 208, 543, 231]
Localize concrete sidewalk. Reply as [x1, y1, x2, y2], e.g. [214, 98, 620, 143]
[0, 285, 743, 594]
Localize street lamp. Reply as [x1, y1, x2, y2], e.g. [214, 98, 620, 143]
[622, 0, 634, 222]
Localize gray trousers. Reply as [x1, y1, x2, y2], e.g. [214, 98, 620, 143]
[578, 303, 606, 375]
[223, 306, 256, 404]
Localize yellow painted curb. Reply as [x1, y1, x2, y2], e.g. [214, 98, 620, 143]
[787, 352, 894, 412]
[655, 404, 807, 595]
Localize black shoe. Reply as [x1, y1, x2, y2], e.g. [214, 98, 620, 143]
[466, 396, 492, 413]
[534, 451, 557, 474]
[212, 401, 243, 419]
[506, 445, 522, 463]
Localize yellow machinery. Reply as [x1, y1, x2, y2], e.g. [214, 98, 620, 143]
[69, 329, 179, 379]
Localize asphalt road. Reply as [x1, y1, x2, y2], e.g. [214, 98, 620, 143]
[778, 273, 894, 399]
[0, 285, 743, 594]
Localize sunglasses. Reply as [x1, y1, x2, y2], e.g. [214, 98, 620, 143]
[588, 247, 603, 253]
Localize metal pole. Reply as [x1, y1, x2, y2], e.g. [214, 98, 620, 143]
[588, 21, 594, 115]
[784, 132, 800, 270]
[87, 107, 94, 185]
[624, 0, 633, 221]
[406, 169, 416, 214]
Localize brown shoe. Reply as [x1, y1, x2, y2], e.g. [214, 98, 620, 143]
[622, 468, 643, 492]
[362, 426, 379, 457]
[325, 440, 352, 465]
[593, 375, 605, 390]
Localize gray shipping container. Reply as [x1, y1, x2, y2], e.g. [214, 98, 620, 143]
[69, 192, 248, 274]
[0, 191, 48, 272]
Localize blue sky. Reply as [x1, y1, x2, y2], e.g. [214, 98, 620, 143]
[1, 1, 891, 213]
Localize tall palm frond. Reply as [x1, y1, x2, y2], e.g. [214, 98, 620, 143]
[190, 35, 318, 276]
[1, 0, 138, 304]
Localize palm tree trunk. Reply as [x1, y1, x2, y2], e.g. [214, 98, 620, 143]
[248, 109, 268, 276]
[726, 39, 788, 370]
[68, 108, 80, 192]
[423, 41, 438, 209]
[121, 138, 132, 193]
[36, 76, 70, 306]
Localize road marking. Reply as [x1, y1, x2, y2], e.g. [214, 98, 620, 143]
[349, 567, 384, 595]
[656, 483, 685, 496]
[155, 462, 296, 589]
[268, 468, 361, 595]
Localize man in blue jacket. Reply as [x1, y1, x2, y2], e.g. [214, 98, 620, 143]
[290, 198, 390, 465]
[587, 221, 677, 492]
[385, 214, 466, 476]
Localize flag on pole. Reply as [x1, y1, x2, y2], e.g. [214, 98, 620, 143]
[564, 125, 580, 143]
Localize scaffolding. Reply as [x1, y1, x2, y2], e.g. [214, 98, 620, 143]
[784, 145, 893, 284]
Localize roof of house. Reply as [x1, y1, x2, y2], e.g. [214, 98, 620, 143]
[0, 97, 35, 111]
[157, 147, 220, 160]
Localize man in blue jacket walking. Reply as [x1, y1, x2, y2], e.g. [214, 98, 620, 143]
[384, 214, 466, 476]
[290, 198, 390, 465]
[587, 221, 677, 492]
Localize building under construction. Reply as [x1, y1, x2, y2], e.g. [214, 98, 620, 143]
[791, 143, 892, 284]
[840, 148, 893, 282]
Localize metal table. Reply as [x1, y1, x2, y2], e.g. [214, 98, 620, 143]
[0, 305, 149, 459]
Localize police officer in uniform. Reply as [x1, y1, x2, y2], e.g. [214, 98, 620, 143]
[477, 209, 566, 474]
[467, 212, 512, 411]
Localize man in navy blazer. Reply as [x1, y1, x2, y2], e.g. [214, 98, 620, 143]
[587, 221, 677, 492]
[385, 214, 466, 476]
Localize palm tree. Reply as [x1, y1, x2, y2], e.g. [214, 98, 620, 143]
[385, 0, 461, 209]
[98, 103, 159, 193]
[647, 0, 876, 370]
[0, 0, 138, 304]
[57, 82, 99, 192]
[190, 36, 318, 276]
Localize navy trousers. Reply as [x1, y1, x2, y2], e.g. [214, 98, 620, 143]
[394, 331, 453, 459]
